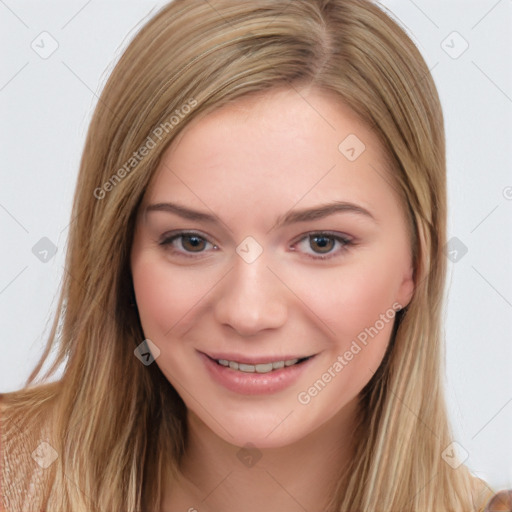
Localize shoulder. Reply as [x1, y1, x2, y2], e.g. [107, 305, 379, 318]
[0, 383, 61, 512]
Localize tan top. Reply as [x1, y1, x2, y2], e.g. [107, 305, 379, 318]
[485, 491, 512, 511]
[0, 392, 510, 511]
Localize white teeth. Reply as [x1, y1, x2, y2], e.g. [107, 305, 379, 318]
[255, 363, 274, 373]
[216, 358, 302, 373]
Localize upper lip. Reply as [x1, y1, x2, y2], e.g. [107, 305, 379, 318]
[201, 351, 314, 365]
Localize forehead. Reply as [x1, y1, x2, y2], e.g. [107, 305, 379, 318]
[142, 86, 400, 227]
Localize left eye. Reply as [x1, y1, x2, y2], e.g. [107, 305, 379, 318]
[293, 232, 353, 260]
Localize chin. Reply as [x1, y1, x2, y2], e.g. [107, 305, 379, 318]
[200, 412, 312, 450]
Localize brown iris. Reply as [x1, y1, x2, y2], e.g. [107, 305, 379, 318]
[181, 235, 206, 252]
[310, 234, 335, 254]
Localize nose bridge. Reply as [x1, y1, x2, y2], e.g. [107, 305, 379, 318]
[214, 251, 287, 335]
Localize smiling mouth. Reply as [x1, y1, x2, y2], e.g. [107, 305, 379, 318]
[209, 355, 313, 374]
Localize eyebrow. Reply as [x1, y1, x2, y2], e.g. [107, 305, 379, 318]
[145, 200, 377, 228]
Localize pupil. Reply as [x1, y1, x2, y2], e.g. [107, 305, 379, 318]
[311, 235, 333, 253]
[184, 236, 204, 251]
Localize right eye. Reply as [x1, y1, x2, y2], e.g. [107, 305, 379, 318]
[159, 231, 218, 258]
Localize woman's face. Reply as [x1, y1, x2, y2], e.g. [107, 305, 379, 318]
[130, 86, 414, 449]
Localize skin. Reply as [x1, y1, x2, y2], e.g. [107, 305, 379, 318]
[130, 85, 415, 512]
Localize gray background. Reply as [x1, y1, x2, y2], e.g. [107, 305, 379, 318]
[1, 0, 511, 490]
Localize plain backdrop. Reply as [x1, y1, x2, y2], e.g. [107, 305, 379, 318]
[1, 0, 511, 491]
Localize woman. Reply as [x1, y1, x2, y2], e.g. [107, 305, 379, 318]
[0, 0, 508, 510]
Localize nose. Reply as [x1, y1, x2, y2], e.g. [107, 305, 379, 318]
[213, 255, 288, 337]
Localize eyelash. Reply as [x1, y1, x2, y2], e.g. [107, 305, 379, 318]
[158, 230, 353, 261]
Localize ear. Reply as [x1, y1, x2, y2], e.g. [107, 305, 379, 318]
[396, 262, 415, 309]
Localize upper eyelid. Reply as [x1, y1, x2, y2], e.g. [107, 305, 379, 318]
[291, 231, 352, 243]
[159, 230, 352, 244]
[159, 229, 214, 241]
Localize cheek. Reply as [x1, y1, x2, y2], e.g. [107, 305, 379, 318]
[293, 265, 399, 409]
[131, 258, 210, 338]
[289, 260, 399, 339]
[286, 258, 401, 390]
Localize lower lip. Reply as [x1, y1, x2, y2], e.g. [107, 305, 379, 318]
[199, 352, 316, 395]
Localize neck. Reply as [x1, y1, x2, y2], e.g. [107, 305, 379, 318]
[162, 397, 359, 512]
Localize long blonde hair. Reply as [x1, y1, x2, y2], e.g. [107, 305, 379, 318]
[0, 0, 496, 510]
